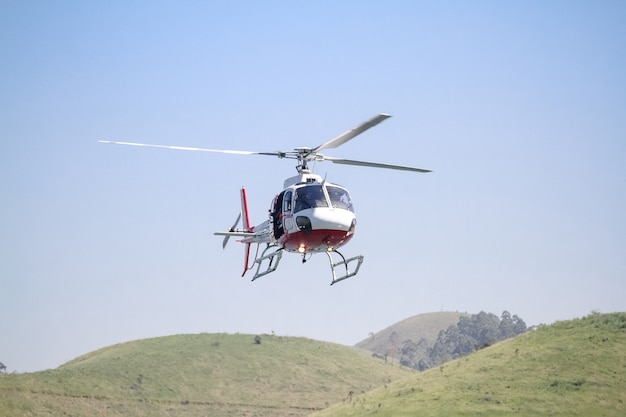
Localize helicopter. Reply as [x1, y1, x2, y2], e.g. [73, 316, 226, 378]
[99, 113, 431, 285]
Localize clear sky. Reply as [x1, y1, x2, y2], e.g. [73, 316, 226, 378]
[1, 1, 625, 372]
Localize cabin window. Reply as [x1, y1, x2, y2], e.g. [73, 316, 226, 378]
[294, 185, 328, 212]
[327, 185, 354, 211]
[283, 191, 293, 213]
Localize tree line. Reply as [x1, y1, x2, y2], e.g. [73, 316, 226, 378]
[379, 311, 527, 371]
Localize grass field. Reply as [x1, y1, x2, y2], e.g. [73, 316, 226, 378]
[313, 312, 626, 417]
[2, 313, 624, 416]
[0, 333, 412, 417]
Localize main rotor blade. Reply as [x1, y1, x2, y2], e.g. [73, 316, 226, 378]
[312, 113, 391, 153]
[323, 156, 432, 173]
[98, 140, 281, 157]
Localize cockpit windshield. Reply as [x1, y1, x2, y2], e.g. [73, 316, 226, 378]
[293, 184, 354, 213]
[327, 185, 354, 212]
[294, 185, 328, 212]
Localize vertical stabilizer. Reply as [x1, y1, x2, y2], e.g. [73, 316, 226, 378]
[240, 187, 252, 277]
[242, 243, 251, 277]
[240, 187, 252, 232]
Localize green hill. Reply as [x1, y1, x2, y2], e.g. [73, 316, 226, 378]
[354, 311, 469, 359]
[314, 312, 626, 417]
[0, 333, 413, 417]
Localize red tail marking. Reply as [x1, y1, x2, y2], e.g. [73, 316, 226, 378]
[240, 187, 252, 232]
[242, 243, 251, 277]
[240, 187, 252, 277]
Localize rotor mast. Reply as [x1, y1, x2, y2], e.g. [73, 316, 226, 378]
[293, 147, 314, 173]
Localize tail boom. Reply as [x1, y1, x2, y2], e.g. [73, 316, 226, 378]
[213, 187, 272, 278]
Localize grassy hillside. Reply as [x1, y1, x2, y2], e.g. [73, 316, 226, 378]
[0, 333, 412, 417]
[314, 312, 626, 417]
[354, 311, 468, 359]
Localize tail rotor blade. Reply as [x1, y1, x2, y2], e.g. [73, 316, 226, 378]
[222, 212, 242, 249]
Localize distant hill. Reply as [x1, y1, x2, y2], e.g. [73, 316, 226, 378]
[314, 312, 626, 417]
[4, 313, 622, 417]
[0, 333, 413, 417]
[354, 311, 468, 359]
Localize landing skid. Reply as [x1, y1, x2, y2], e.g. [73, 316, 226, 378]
[251, 244, 283, 281]
[249, 244, 362, 285]
[326, 250, 364, 285]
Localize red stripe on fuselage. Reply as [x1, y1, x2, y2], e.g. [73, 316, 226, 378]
[280, 229, 354, 253]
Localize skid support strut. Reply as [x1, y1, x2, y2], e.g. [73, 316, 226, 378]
[251, 244, 283, 281]
[326, 250, 364, 285]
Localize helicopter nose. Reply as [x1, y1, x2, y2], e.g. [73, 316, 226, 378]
[284, 208, 357, 253]
[308, 208, 356, 232]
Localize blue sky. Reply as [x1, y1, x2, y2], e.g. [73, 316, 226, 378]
[1, 1, 625, 372]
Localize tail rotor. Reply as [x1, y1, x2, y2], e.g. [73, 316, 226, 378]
[222, 212, 241, 249]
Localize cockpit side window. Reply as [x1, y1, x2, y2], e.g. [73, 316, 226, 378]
[283, 191, 293, 213]
[294, 185, 328, 212]
[327, 185, 354, 211]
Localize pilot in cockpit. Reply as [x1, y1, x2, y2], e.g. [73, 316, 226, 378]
[294, 185, 328, 212]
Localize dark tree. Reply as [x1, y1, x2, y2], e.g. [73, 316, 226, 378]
[457, 311, 500, 348]
[512, 313, 527, 335]
[395, 310, 528, 372]
[499, 310, 528, 339]
[430, 324, 478, 364]
[499, 310, 515, 339]
[400, 338, 432, 370]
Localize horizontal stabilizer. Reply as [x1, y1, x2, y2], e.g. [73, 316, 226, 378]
[214, 231, 256, 238]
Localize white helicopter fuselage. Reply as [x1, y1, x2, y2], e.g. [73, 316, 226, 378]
[242, 172, 357, 254]
[273, 173, 356, 254]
